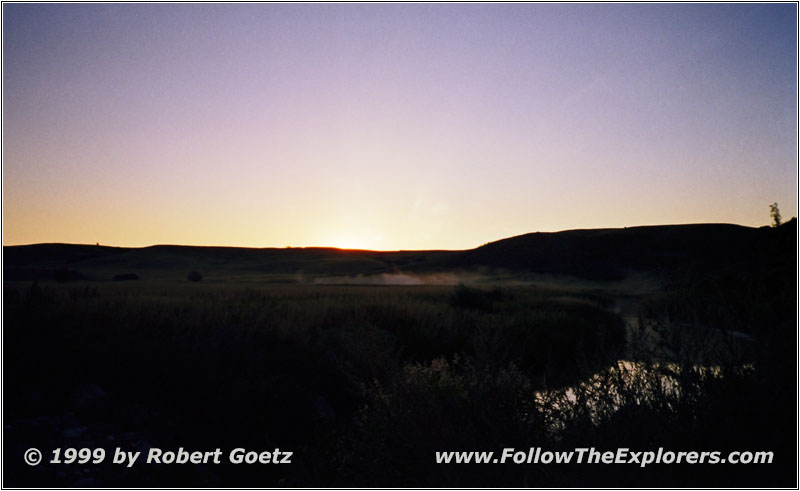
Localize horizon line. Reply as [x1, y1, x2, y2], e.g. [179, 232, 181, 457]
[3, 219, 789, 252]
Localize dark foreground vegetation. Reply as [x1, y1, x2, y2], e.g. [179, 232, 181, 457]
[3, 221, 796, 487]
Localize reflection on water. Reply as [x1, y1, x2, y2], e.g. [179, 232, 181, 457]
[533, 359, 754, 431]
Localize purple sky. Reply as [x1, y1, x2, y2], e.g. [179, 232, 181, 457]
[3, 3, 797, 249]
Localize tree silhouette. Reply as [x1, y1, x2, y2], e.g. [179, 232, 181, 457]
[769, 202, 782, 227]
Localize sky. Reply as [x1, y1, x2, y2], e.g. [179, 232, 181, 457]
[3, 3, 797, 250]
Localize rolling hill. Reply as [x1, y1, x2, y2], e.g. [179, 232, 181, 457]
[3, 220, 795, 283]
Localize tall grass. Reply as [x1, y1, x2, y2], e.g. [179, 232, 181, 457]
[3, 278, 794, 487]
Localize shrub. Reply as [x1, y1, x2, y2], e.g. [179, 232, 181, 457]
[187, 271, 203, 282]
[346, 358, 541, 487]
[449, 283, 493, 312]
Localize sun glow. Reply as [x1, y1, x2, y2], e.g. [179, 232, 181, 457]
[2, 5, 796, 249]
[328, 236, 371, 250]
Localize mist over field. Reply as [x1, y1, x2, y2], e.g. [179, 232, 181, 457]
[314, 272, 468, 285]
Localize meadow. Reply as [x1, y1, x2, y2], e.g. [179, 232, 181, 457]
[3, 221, 796, 487]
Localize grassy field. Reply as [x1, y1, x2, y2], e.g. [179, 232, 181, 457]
[3, 222, 796, 487]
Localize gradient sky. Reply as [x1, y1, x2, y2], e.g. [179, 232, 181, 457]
[3, 3, 797, 250]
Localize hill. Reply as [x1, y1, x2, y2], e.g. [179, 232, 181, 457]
[3, 220, 795, 283]
[445, 221, 796, 280]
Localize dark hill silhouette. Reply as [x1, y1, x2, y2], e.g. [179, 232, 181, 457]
[444, 221, 796, 280]
[3, 220, 795, 282]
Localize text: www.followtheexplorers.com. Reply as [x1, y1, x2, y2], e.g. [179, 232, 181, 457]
[435, 448, 774, 467]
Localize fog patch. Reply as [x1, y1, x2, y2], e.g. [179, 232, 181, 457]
[313, 272, 470, 286]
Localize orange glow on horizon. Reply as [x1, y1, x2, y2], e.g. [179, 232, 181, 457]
[2, 4, 796, 250]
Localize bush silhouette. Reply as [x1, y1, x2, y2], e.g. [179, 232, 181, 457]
[187, 271, 203, 282]
[449, 283, 493, 311]
[769, 202, 782, 227]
